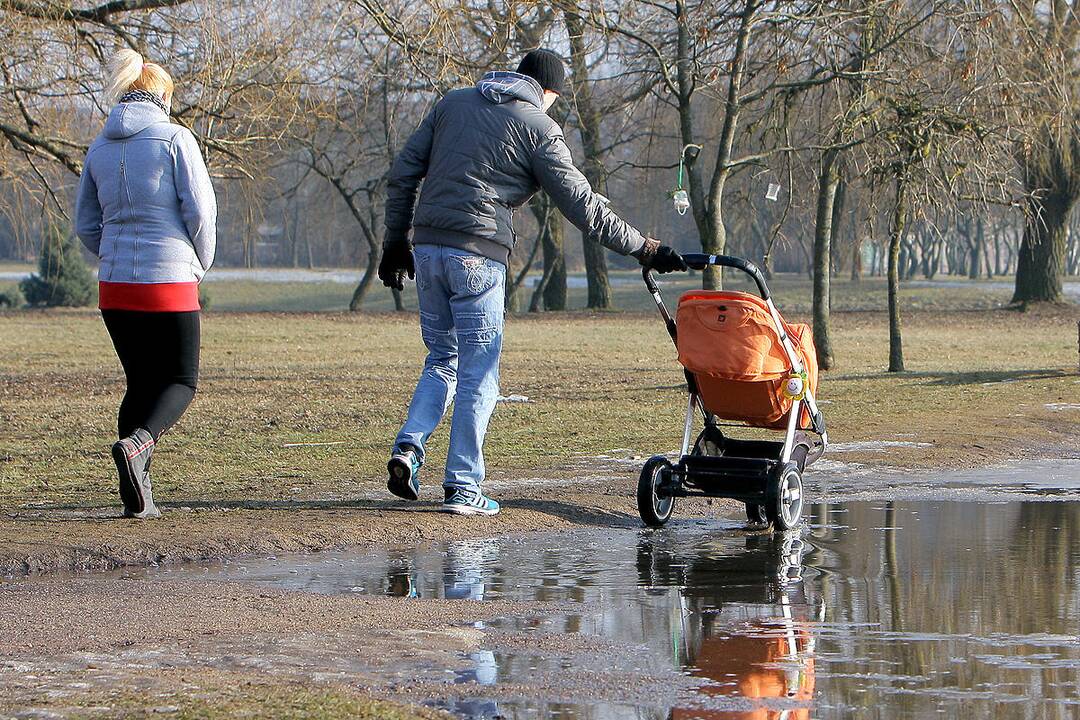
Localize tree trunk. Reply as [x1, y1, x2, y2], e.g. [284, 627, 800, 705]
[582, 234, 610, 309]
[968, 216, 984, 281]
[812, 148, 840, 370]
[673, 0, 758, 290]
[1013, 194, 1072, 304]
[888, 174, 909, 373]
[347, 199, 382, 312]
[543, 213, 567, 310]
[349, 245, 379, 311]
[506, 235, 541, 312]
[304, 225, 314, 269]
[851, 236, 862, 283]
[529, 197, 567, 312]
[565, 9, 612, 309]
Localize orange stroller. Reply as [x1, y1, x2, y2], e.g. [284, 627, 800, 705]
[638, 254, 828, 529]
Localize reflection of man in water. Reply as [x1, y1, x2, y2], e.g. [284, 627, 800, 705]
[386, 540, 503, 719]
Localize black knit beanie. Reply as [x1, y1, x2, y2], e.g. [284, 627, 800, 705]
[516, 48, 565, 95]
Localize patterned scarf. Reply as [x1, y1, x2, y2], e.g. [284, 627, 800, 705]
[119, 89, 169, 115]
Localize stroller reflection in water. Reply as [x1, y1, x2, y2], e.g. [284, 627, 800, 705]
[638, 533, 818, 720]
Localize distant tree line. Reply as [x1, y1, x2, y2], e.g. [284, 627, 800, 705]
[1, 1, 1078, 367]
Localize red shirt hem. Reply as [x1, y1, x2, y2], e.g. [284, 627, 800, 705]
[98, 281, 200, 312]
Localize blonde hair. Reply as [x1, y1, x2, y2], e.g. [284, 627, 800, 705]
[105, 49, 174, 105]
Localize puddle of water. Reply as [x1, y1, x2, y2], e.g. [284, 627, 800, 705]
[828, 441, 932, 452]
[809, 458, 1080, 502]
[142, 494, 1080, 720]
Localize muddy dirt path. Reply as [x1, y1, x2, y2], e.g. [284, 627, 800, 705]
[3, 455, 1079, 719]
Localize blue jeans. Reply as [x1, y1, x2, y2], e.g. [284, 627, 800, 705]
[394, 245, 505, 491]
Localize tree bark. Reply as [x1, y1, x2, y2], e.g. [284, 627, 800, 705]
[529, 195, 567, 312]
[506, 234, 541, 312]
[1013, 194, 1072, 304]
[812, 148, 840, 370]
[346, 195, 382, 312]
[349, 244, 379, 311]
[703, 0, 757, 289]
[887, 173, 909, 373]
[543, 213, 567, 310]
[967, 216, 983, 281]
[670, 0, 758, 290]
[564, 9, 612, 309]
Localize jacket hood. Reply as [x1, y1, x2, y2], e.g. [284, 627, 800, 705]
[103, 102, 170, 139]
[476, 71, 544, 109]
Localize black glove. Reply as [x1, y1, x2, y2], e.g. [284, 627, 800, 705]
[635, 238, 688, 274]
[378, 243, 415, 291]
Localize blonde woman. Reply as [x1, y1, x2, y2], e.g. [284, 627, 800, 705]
[75, 49, 217, 519]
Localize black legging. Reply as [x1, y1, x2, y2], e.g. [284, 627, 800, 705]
[101, 310, 200, 440]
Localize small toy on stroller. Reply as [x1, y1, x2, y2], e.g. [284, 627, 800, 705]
[638, 253, 828, 530]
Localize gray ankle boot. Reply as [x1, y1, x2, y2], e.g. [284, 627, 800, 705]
[111, 428, 161, 519]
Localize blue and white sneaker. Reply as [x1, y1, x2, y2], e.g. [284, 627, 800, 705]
[387, 446, 422, 501]
[441, 486, 500, 516]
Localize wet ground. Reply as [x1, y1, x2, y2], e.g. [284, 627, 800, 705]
[86, 460, 1079, 720]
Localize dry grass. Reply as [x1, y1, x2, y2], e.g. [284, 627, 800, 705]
[1, 303, 1078, 510]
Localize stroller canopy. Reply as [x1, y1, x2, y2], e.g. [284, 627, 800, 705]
[676, 290, 818, 428]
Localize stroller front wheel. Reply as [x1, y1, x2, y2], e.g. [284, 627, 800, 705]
[637, 455, 675, 527]
[766, 462, 804, 531]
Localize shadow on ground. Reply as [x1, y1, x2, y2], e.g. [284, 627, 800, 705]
[832, 368, 1071, 386]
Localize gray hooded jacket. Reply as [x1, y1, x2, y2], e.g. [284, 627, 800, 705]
[384, 71, 645, 266]
[75, 101, 217, 283]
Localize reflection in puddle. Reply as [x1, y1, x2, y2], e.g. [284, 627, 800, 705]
[150, 500, 1080, 719]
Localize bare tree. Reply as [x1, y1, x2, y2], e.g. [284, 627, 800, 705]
[1004, 3, 1080, 304]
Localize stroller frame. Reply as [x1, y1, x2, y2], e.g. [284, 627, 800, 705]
[638, 253, 828, 530]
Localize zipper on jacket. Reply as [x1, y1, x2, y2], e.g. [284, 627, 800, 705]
[119, 142, 140, 280]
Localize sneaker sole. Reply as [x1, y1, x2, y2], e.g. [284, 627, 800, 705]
[440, 503, 500, 516]
[123, 503, 162, 519]
[111, 441, 145, 516]
[386, 458, 419, 501]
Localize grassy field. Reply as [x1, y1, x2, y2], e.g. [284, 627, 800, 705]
[2, 679, 449, 720]
[1, 299, 1077, 512]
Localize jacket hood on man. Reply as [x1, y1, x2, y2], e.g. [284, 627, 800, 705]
[476, 71, 544, 109]
[103, 101, 169, 140]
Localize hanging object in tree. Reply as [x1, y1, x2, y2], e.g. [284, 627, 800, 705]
[670, 143, 702, 216]
[672, 189, 690, 215]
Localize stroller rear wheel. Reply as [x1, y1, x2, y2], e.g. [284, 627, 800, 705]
[637, 455, 675, 527]
[766, 462, 803, 531]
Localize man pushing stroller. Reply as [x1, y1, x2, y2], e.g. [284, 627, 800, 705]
[378, 49, 685, 516]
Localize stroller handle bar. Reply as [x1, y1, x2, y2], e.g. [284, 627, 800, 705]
[679, 253, 771, 299]
[640, 253, 771, 331]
